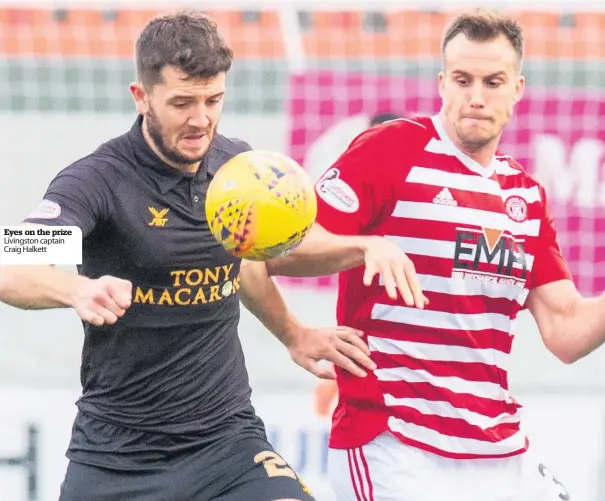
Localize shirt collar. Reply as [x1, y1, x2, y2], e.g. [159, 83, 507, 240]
[128, 114, 213, 194]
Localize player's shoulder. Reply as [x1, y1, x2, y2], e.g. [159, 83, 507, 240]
[349, 114, 436, 152]
[51, 131, 133, 187]
[205, 134, 253, 174]
[379, 115, 434, 135]
[212, 134, 252, 157]
[205, 134, 253, 175]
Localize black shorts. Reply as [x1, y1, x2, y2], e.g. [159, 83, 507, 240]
[58, 430, 315, 501]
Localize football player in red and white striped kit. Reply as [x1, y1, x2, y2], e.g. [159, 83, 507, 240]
[265, 7, 599, 501]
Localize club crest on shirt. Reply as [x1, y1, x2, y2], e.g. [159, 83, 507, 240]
[315, 168, 360, 213]
[504, 196, 527, 222]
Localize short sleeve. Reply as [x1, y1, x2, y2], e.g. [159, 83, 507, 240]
[530, 186, 573, 289]
[314, 126, 396, 236]
[23, 161, 113, 238]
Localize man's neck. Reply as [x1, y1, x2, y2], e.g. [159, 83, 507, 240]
[438, 111, 498, 168]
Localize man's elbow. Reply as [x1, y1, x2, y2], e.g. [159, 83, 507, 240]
[531, 287, 585, 365]
[542, 334, 582, 365]
[0, 266, 17, 304]
[239, 259, 268, 280]
[239, 259, 272, 295]
[550, 345, 581, 365]
[264, 257, 282, 277]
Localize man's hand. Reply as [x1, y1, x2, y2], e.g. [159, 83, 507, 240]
[362, 236, 428, 308]
[287, 325, 376, 379]
[72, 275, 133, 326]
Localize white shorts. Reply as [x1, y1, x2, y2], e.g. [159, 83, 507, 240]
[328, 432, 571, 501]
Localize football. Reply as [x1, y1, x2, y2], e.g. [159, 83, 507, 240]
[205, 150, 317, 261]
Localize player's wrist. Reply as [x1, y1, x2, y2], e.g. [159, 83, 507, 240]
[66, 274, 94, 309]
[355, 235, 381, 254]
[280, 316, 307, 348]
[328, 235, 378, 270]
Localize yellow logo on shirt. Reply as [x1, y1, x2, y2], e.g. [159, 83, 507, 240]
[148, 207, 169, 227]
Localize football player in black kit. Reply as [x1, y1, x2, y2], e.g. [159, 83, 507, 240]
[0, 10, 424, 501]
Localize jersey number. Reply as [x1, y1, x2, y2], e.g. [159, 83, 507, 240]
[254, 450, 312, 496]
[539, 463, 571, 500]
[254, 451, 297, 480]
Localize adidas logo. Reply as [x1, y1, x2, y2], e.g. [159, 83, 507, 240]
[433, 188, 457, 206]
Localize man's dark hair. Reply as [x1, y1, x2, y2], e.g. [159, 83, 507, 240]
[135, 10, 234, 89]
[369, 112, 401, 127]
[442, 9, 524, 66]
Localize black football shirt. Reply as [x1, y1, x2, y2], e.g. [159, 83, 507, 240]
[24, 115, 265, 469]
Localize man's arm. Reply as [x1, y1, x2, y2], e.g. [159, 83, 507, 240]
[527, 280, 605, 364]
[523, 184, 602, 364]
[266, 122, 381, 279]
[0, 263, 89, 310]
[0, 163, 132, 325]
[266, 224, 427, 308]
[239, 259, 375, 378]
[239, 259, 305, 348]
[265, 224, 367, 277]
[268, 122, 429, 308]
[0, 219, 91, 310]
[0, 251, 132, 325]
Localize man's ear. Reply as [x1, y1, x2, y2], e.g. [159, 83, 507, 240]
[129, 82, 149, 114]
[513, 75, 525, 105]
[438, 71, 446, 100]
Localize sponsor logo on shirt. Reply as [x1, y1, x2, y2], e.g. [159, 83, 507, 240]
[315, 168, 360, 213]
[452, 228, 527, 286]
[133, 264, 240, 307]
[27, 199, 61, 220]
[148, 207, 169, 227]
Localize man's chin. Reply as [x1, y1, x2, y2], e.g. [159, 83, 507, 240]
[457, 130, 494, 151]
[179, 137, 213, 160]
[178, 148, 208, 164]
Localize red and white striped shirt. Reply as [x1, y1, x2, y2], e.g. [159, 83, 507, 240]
[314, 114, 572, 459]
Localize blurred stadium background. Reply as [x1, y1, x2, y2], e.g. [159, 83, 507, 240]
[1, 0, 605, 499]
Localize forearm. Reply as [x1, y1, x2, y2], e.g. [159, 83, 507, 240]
[0, 265, 88, 310]
[265, 224, 369, 277]
[239, 260, 302, 346]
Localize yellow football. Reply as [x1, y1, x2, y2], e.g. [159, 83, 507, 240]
[205, 150, 317, 261]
